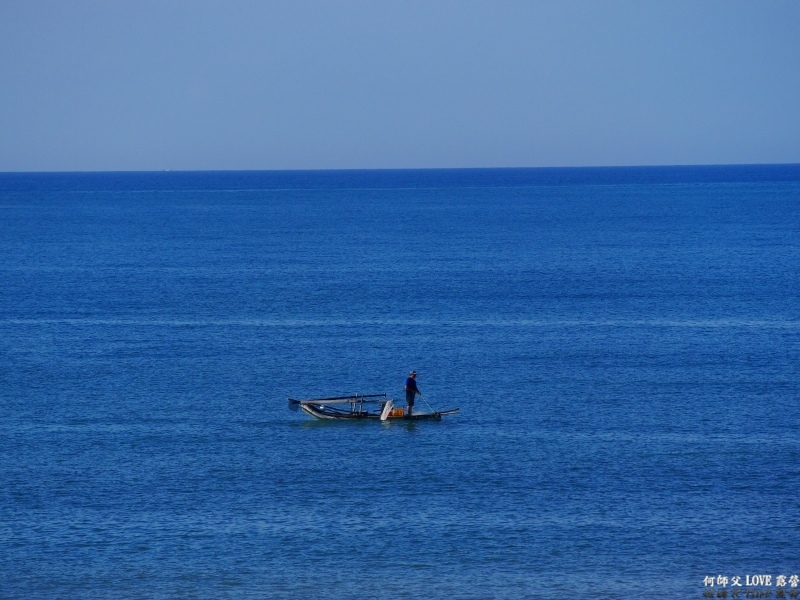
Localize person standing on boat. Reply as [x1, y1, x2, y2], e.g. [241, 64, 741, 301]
[405, 371, 420, 416]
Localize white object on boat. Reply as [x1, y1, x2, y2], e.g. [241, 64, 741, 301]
[380, 399, 394, 421]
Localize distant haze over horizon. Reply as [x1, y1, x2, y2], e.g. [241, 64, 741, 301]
[2, 1, 799, 172]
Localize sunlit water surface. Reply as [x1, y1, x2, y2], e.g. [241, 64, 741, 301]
[1, 166, 799, 599]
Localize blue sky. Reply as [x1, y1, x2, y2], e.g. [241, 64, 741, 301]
[1, 0, 799, 171]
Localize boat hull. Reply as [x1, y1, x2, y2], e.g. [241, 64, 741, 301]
[300, 403, 457, 421]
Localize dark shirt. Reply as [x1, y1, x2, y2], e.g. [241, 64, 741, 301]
[405, 377, 419, 394]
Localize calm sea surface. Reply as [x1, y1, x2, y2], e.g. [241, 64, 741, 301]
[1, 166, 799, 599]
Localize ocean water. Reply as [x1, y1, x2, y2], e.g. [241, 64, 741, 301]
[1, 166, 798, 599]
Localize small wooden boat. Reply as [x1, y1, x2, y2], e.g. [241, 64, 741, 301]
[288, 393, 459, 421]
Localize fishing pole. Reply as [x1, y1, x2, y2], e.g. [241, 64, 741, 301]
[418, 393, 436, 413]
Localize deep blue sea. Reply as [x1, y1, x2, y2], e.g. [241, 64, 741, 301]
[1, 166, 799, 599]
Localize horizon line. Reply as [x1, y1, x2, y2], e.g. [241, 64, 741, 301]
[2, 162, 800, 175]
